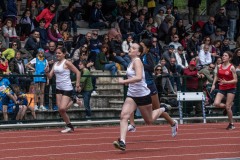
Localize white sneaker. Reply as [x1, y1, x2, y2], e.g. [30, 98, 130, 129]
[34, 105, 39, 111]
[171, 119, 178, 137]
[128, 124, 136, 132]
[39, 105, 47, 111]
[61, 127, 74, 133]
[91, 91, 98, 96]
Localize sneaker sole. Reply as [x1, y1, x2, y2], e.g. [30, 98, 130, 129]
[172, 120, 178, 137]
[113, 141, 125, 151]
[61, 130, 74, 133]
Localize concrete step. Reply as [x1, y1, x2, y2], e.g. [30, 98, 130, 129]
[89, 95, 124, 108]
[109, 100, 124, 108]
[96, 88, 123, 95]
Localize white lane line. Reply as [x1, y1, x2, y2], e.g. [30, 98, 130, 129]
[0, 136, 240, 152]
[106, 151, 240, 160]
[202, 157, 240, 160]
[0, 144, 239, 160]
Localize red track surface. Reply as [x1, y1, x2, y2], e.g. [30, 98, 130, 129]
[0, 122, 239, 160]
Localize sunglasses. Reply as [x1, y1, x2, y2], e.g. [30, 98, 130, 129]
[92, 33, 98, 36]
[155, 68, 162, 71]
[209, 66, 215, 69]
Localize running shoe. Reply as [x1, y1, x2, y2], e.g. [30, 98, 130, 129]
[171, 120, 178, 137]
[226, 123, 235, 130]
[39, 105, 48, 111]
[113, 139, 126, 151]
[61, 127, 74, 133]
[128, 124, 136, 132]
[160, 103, 172, 112]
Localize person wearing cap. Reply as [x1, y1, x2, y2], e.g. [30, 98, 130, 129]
[175, 46, 188, 69]
[26, 48, 48, 111]
[183, 60, 202, 115]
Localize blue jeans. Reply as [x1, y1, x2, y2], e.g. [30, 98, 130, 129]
[104, 63, 117, 75]
[114, 55, 131, 69]
[68, 21, 77, 34]
[81, 90, 93, 117]
[228, 19, 237, 41]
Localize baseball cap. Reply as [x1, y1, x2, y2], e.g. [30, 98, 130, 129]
[189, 60, 196, 66]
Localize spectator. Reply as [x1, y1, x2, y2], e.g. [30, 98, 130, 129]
[154, 9, 165, 26]
[95, 43, 117, 75]
[130, 6, 139, 21]
[147, 0, 156, 17]
[2, 41, 18, 62]
[197, 44, 212, 68]
[118, 11, 135, 40]
[167, 57, 182, 91]
[88, 30, 102, 63]
[0, 29, 7, 49]
[220, 38, 231, 56]
[29, 0, 39, 19]
[198, 63, 215, 85]
[175, 46, 188, 69]
[210, 28, 224, 42]
[18, 9, 35, 40]
[214, 7, 229, 36]
[79, 60, 93, 119]
[89, 1, 109, 29]
[162, 44, 176, 66]
[158, 15, 173, 42]
[35, 18, 48, 48]
[47, 22, 62, 43]
[169, 34, 182, 50]
[35, 3, 57, 29]
[138, 6, 150, 21]
[2, 18, 18, 48]
[188, 0, 201, 25]
[44, 41, 57, 110]
[72, 44, 89, 63]
[154, 64, 163, 95]
[58, 1, 78, 35]
[202, 16, 216, 37]
[200, 36, 212, 51]
[9, 51, 32, 92]
[134, 14, 146, 42]
[121, 35, 133, 55]
[150, 37, 162, 65]
[74, 32, 92, 54]
[24, 30, 42, 57]
[225, 0, 239, 43]
[180, 32, 191, 50]
[26, 48, 48, 111]
[183, 60, 202, 115]
[176, 19, 186, 41]
[4, 0, 17, 23]
[0, 0, 6, 13]
[232, 48, 240, 70]
[186, 33, 200, 63]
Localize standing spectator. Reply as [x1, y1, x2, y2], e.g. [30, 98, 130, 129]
[188, 0, 201, 25]
[26, 48, 48, 111]
[134, 14, 147, 42]
[0, 0, 6, 13]
[89, 1, 109, 29]
[147, 0, 156, 17]
[225, 0, 239, 43]
[44, 41, 57, 110]
[214, 7, 229, 36]
[35, 3, 57, 29]
[24, 30, 42, 57]
[211, 51, 238, 130]
[9, 51, 32, 92]
[118, 11, 135, 40]
[79, 60, 93, 119]
[183, 60, 202, 115]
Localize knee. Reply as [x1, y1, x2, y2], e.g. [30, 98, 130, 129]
[213, 102, 220, 107]
[120, 112, 130, 121]
[58, 107, 66, 113]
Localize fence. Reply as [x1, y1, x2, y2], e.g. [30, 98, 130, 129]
[0, 73, 239, 124]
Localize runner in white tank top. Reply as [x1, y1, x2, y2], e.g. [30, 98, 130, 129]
[113, 43, 164, 151]
[45, 48, 81, 133]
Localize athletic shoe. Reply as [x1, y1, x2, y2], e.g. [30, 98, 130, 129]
[171, 120, 178, 137]
[34, 105, 39, 111]
[127, 124, 136, 132]
[39, 106, 48, 111]
[226, 123, 235, 130]
[61, 127, 74, 133]
[160, 103, 172, 112]
[91, 91, 98, 96]
[113, 139, 126, 151]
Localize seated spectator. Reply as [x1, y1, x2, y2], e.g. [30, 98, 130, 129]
[2, 41, 18, 62]
[162, 44, 176, 66]
[202, 16, 216, 37]
[118, 11, 135, 40]
[18, 9, 35, 41]
[4, 0, 17, 23]
[220, 38, 231, 56]
[197, 44, 212, 69]
[25, 84, 37, 119]
[47, 22, 62, 43]
[0, 30, 7, 49]
[167, 57, 181, 91]
[2, 18, 18, 48]
[141, 24, 155, 40]
[169, 34, 182, 50]
[175, 46, 188, 69]
[59, 22, 72, 53]
[232, 48, 240, 70]
[154, 9, 165, 26]
[121, 35, 133, 55]
[154, 64, 163, 95]
[150, 37, 162, 65]
[95, 43, 117, 75]
[157, 15, 172, 42]
[214, 7, 229, 36]
[180, 32, 191, 50]
[9, 51, 32, 92]
[89, 1, 109, 29]
[24, 30, 42, 57]
[176, 19, 186, 41]
[88, 30, 102, 63]
[210, 28, 224, 42]
[165, 26, 178, 45]
[72, 44, 89, 63]
[35, 18, 48, 48]
[29, 0, 39, 19]
[198, 63, 215, 87]
[211, 40, 222, 60]
[186, 33, 200, 63]
[134, 14, 146, 42]
[73, 32, 92, 54]
[200, 36, 212, 51]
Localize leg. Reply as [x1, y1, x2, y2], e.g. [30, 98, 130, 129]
[57, 94, 72, 124]
[2, 105, 8, 121]
[20, 105, 27, 120]
[82, 91, 92, 117]
[39, 83, 46, 107]
[213, 93, 225, 108]
[225, 93, 235, 124]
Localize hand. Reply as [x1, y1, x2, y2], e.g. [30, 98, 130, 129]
[218, 78, 227, 85]
[118, 78, 125, 84]
[113, 52, 117, 56]
[210, 84, 215, 93]
[44, 65, 49, 73]
[75, 85, 81, 92]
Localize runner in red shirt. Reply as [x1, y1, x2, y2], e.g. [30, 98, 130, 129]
[211, 51, 238, 130]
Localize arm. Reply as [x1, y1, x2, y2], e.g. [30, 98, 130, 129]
[47, 28, 59, 42]
[45, 64, 54, 79]
[211, 65, 219, 92]
[119, 59, 143, 84]
[26, 58, 36, 71]
[35, 9, 47, 22]
[65, 61, 81, 91]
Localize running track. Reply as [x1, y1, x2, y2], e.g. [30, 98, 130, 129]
[0, 122, 239, 160]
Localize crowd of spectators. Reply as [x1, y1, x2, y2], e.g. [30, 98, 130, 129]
[0, 0, 240, 121]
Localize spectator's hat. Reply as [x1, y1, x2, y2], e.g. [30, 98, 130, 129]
[189, 60, 196, 66]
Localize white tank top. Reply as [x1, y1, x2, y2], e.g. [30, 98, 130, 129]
[53, 59, 73, 91]
[127, 58, 150, 97]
